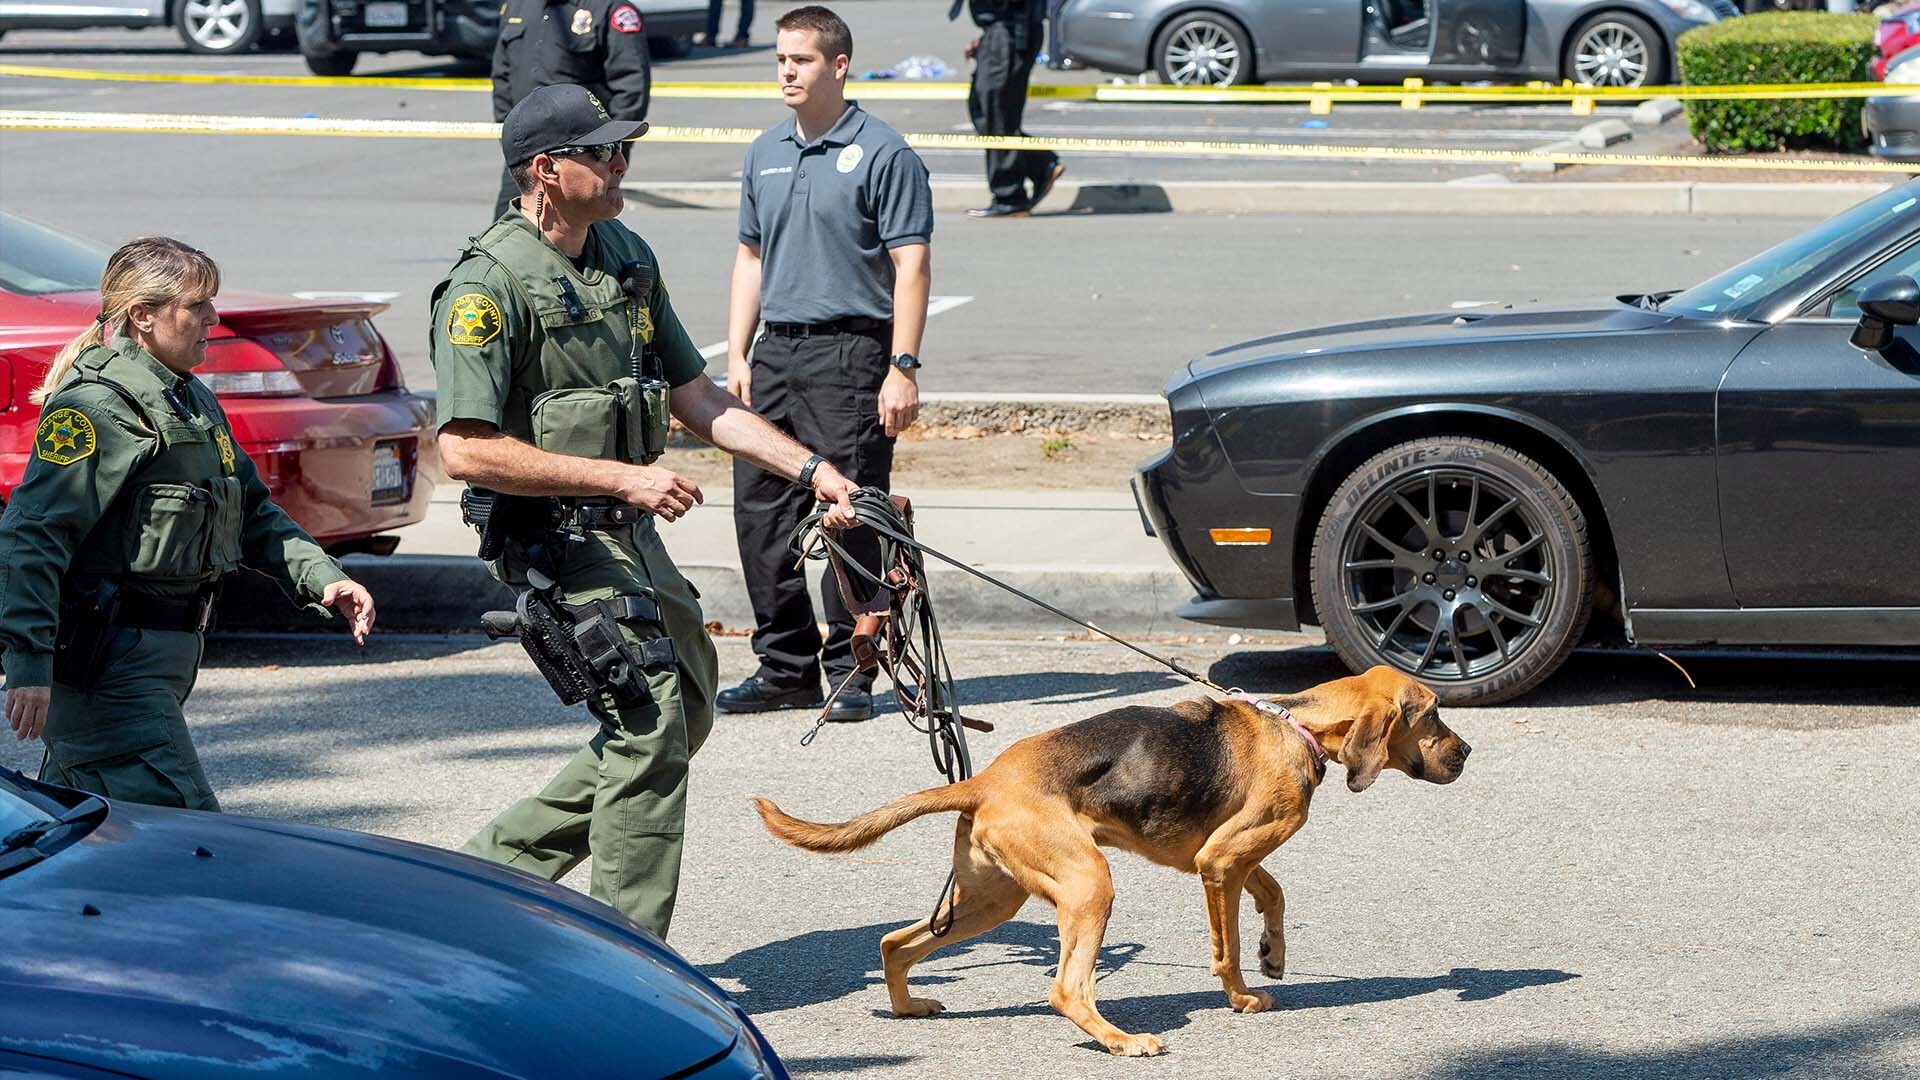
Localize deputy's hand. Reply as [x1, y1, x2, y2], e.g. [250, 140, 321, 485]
[6, 685, 50, 742]
[727, 356, 752, 407]
[321, 578, 377, 644]
[878, 367, 920, 438]
[811, 462, 859, 529]
[965, 35, 981, 59]
[620, 465, 704, 524]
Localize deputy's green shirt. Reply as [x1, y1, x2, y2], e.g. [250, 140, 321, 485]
[0, 337, 346, 687]
[430, 211, 707, 436]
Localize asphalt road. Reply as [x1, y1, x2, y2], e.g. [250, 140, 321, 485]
[3, 633, 1914, 1079]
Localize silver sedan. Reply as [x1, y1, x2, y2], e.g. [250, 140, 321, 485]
[1058, 0, 1734, 87]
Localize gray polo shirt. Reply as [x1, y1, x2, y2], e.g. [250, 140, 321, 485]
[739, 102, 933, 324]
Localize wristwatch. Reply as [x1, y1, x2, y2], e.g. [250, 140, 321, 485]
[890, 352, 922, 371]
[797, 453, 827, 488]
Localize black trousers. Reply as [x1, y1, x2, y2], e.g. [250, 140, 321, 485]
[969, 20, 1060, 206]
[732, 325, 894, 692]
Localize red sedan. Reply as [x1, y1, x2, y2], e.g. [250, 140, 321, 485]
[0, 213, 433, 553]
[1875, 3, 1920, 80]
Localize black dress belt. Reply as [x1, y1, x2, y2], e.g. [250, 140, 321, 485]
[763, 315, 890, 337]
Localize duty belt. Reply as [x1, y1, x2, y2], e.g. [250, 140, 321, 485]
[556, 498, 649, 529]
[117, 587, 220, 633]
[763, 315, 890, 338]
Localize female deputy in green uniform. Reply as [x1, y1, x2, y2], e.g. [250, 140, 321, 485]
[0, 236, 376, 811]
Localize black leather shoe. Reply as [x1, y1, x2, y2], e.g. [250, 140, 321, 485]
[715, 675, 824, 714]
[967, 201, 1030, 219]
[1029, 160, 1066, 211]
[825, 691, 873, 722]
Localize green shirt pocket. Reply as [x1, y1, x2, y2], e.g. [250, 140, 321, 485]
[530, 385, 621, 460]
[203, 475, 244, 574]
[126, 483, 215, 579]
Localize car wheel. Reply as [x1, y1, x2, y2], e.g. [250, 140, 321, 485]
[1154, 12, 1254, 87]
[1310, 437, 1593, 705]
[1563, 11, 1664, 88]
[175, 0, 263, 54]
[303, 50, 359, 76]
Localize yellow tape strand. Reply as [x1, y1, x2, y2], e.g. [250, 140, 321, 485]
[3, 109, 1914, 173]
[4, 62, 1920, 103]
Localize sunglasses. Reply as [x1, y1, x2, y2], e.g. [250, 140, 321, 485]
[548, 141, 634, 163]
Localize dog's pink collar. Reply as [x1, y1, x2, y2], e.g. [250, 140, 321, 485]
[1235, 694, 1329, 769]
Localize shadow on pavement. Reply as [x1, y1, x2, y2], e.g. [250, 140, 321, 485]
[1413, 1002, 1920, 1080]
[781, 1054, 917, 1074]
[701, 918, 1146, 1015]
[948, 668, 1188, 708]
[203, 633, 503, 667]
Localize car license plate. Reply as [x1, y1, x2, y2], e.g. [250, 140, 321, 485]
[371, 442, 407, 504]
[363, 1, 409, 28]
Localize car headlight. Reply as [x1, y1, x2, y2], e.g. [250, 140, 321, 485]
[1660, 0, 1717, 22]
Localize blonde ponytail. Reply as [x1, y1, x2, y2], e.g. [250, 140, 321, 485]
[32, 236, 221, 406]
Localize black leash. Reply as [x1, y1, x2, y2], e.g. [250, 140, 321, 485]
[789, 488, 1238, 936]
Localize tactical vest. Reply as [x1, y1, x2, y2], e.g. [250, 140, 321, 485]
[452, 216, 667, 464]
[65, 345, 244, 588]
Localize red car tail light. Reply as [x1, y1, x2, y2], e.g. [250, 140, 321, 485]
[199, 338, 304, 397]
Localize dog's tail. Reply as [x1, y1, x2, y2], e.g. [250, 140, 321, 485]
[753, 778, 982, 853]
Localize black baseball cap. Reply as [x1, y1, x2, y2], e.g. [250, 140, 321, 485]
[501, 84, 650, 166]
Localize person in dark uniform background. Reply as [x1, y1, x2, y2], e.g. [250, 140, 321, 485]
[717, 6, 931, 723]
[492, 0, 654, 219]
[958, 0, 1064, 218]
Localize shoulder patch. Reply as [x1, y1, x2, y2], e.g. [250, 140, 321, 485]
[447, 292, 503, 347]
[571, 6, 593, 34]
[36, 406, 98, 466]
[611, 4, 641, 32]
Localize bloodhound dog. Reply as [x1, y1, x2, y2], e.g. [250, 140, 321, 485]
[753, 665, 1472, 1056]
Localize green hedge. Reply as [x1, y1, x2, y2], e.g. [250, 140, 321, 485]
[1676, 12, 1877, 153]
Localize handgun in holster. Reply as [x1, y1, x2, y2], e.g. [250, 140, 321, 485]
[53, 579, 121, 691]
[481, 568, 678, 707]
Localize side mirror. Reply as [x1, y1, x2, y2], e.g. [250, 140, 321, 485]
[1850, 275, 1920, 352]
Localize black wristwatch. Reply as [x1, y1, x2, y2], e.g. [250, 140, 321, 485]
[797, 453, 826, 488]
[890, 352, 922, 371]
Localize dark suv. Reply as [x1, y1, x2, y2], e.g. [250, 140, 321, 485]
[295, 0, 701, 76]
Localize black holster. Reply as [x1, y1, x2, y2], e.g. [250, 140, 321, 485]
[461, 487, 556, 561]
[482, 572, 678, 707]
[53, 580, 121, 691]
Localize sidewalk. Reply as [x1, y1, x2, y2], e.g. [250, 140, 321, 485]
[223, 485, 1197, 636]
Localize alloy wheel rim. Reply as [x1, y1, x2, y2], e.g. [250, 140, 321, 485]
[1339, 468, 1556, 682]
[184, 0, 252, 48]
[1572, 23, 1648, 87]
[1167, 22, 1241, 86]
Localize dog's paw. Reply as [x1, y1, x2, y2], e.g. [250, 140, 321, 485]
[892, 996, 945, 1018]
[1105, 1033, 1165, 1057]
[1258, 938, 1285, 980]
[1229, 989, 1274, 1014]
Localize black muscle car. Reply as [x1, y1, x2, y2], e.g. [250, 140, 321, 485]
[1135, 181, 1920, 704]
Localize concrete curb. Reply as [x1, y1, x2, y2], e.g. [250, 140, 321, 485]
[624, 178, 1891, 217]
[218, 554, 1193, 635]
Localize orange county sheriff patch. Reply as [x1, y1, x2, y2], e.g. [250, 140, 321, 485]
[214, 428, 236, 473]
[36, 407, 97, 466]
[448, 292, 502, 347]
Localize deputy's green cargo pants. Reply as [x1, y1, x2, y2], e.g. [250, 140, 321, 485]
[462, 524, 719, 939]
[41, 626, 219, 812]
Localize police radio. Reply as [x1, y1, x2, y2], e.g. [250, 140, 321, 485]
[618, 260, 670, 465]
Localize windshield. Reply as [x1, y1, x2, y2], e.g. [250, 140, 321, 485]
[0, 214, 109, 297]
[1, 783, 51, 837]
[1663, 185, 1920, 317]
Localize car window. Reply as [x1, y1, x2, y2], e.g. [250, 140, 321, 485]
[0, 214, 108, 296]
[1823, 238, 1920, 318]
[1664, 186, 1920, 317]
[0, 783, 49, 837]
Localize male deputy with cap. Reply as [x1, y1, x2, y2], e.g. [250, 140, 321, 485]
[716, 6, 931, 723]
[431, 83, 860, 938]
[491, 0, 653, 220]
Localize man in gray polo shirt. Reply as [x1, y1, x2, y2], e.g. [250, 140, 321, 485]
[718, 4, 933, 722]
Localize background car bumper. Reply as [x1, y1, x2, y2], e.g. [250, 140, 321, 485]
[1134, 443, 1306, 632]
[1863, 94, 1920, 161]
[230, 389, 434, 546]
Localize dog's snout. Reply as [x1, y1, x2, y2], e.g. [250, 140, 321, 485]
[1459, 740, 1472, 759]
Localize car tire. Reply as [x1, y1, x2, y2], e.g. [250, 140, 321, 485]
[303, 50, 359, 76]
[1563, 11, 1665, 88]
[1310, 437, 1593, 706]
[175, 0, 264, 54]
[1154, 12, 1255, 87]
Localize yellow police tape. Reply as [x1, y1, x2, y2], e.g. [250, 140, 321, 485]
[3, 108, 1915, 173]
[4, 61, 1920, 105]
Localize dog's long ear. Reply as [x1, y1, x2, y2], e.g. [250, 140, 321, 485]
[1339, 697, 1395, 793]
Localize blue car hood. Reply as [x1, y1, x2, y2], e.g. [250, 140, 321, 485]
[1187, 304, 1686, 377]
[0, 804, 743, 1079]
